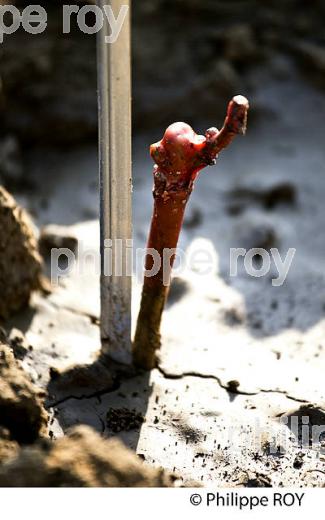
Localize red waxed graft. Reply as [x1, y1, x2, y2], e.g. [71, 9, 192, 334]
[150, 122, 208, 183]
[133, 95, 249, 370]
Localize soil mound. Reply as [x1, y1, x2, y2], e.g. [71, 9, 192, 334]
[0, 187, 43, 319]
[0, 425, 174, 487]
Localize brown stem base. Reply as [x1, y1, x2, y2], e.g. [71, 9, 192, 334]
[133, 283, 168, 370]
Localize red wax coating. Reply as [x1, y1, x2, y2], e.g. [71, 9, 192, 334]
[133, 95, 249, 369]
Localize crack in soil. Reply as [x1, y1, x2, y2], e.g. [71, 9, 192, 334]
[46, 357, 308, 413]
[157, 365, 309, 403]
[47, 379, 120, 408]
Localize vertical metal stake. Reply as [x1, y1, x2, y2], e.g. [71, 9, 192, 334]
[97, 0, 132, 364]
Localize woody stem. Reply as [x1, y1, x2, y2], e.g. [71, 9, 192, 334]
[133, 187, 191, 369]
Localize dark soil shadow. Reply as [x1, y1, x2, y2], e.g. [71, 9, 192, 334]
[2, 305, 37, 336]
[46, 352, 152, 451]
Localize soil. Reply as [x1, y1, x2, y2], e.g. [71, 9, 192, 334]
[0, 336, 174, 486]
[0, 340, 48, 444]
[1, 1, 325, 143]
[1, 0, 325, 488]
[0, 187, 43, 319]
[17, 64, 323, 486]
[0, 425, 174, 487]
[106, 407, 145, 434]
[0, 428, 19, 463]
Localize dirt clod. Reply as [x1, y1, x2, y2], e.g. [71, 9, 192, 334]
[8, 329, 29, 360]
[0, 425, 173, 487]
[242, 472, 272, 487]
[0, 342, 48, 443]
[0, 187, 43, 319]
[293, 452, 305, 470]
[279, 405, 325, 446]
[226, 380, 241, 393]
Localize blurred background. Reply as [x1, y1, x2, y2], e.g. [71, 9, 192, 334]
[0, 1, 324, 154]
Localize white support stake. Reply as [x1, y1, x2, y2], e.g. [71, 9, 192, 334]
[97, 0, 132, 364]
